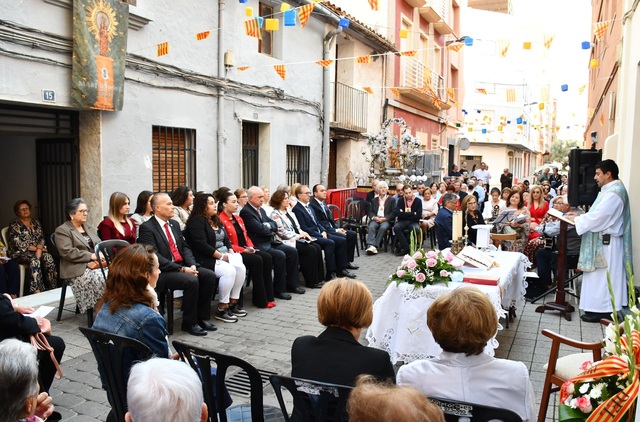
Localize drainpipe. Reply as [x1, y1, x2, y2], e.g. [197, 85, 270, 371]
[321, 27, 342, 186]
[217, 0, 226, 186]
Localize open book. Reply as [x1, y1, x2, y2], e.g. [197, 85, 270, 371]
[455, 246, 497, 270]
[547, 207, 575, 225]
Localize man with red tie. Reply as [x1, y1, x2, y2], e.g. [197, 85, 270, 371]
[138, 193, 217, 336]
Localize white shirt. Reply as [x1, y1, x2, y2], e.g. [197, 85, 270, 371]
[397, 352, 535, 421]
[473, 168, 491, 184]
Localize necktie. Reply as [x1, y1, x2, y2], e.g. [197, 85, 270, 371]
[164, 222, 183, 263]
[305, 205, 317, 223]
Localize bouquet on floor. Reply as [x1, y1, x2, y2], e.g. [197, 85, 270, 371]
[558, 266, 638, 422]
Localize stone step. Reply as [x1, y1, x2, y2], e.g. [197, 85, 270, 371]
[13, 287, 74, 308]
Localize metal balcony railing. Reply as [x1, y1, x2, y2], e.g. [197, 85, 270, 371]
[331, 82, 368, 133]
[400, 56, 446, 100]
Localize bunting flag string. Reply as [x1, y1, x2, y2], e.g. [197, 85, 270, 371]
[157, 42, 169, 57]
[274, 64, 286, 80]
[315, 59, 334, 67]
[195, 31, 211, 40]
[298, 3, 315, 28]
[356, 55, 371, 64]
[244, 19, 261, 39]
[594, 21, 609, 41]
[446, 43, 463, 52]
[399, 51, 417, 57]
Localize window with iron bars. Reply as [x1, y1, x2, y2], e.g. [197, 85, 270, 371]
[152, 126, 196, 193]
[286, 145, 310, 186]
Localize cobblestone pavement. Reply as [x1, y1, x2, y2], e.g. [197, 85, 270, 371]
[18, 248, 603, 421]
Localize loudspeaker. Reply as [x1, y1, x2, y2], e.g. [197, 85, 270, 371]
[568, 149, 602, 207]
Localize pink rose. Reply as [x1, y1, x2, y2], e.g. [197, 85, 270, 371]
[426, 251, 437, 259]
[413, 251, 423, 259]
[402, 254, 410, 262]
[407, 260, 417, 269]
[440, 270, 449, 277]
[580, 361, 593, 371]
[445, 251, 455, 262]
[561, 380, 575, 397]
[415, 273, 426, 283]
[575, 396, 592, 413]
[454, 262, 463, 269]
[396, 270, 406, 278]
[426, 258, 437, 267]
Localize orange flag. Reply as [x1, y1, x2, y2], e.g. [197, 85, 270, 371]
[498, 40, 510, 57]
[476, 88, 487, 94]
[363, 87, 374, 94]
[298, 3, 315, 28]
[274, 65, 286, 80]
[368, 0, 379, 11]
[594, 21, 609, 41]
[196, 31, 211, 40]
[390, 88, 399, 97]
[157, 42, 169, 57]
[245, 19, 262, 39]
[400, 50, 417, 57]
[446, 44, 463, 52]
[316, 60, 334, 67]
[543, 34, 555, 49]
[237, 66, 250, 71]
[356, 55, 371, 64]
[599, 113, 605, 126]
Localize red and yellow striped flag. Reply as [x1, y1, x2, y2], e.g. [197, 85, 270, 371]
[157, 42, 169, 56]
[400, 50, 417, 57]
[298, 3, 314, 28]
[506, 88, 516, 102]
[368, 0, 379, 11]
[498, 40, 510, 57]
[476, 88, 487, 95]
[599, 112, 605, 126]
[315, 60, 334, 67]
[594, 21, 609, 41]
[196, 31, 211, 41]
[390, 87, 399, 97]
[446, 43, 463, 52]
[540, 85, 550, 102]
[432, 98, 441, 109]
[237, 66, 250, 71]
[356, 55, 371, 64]
[245, 19, 262, 39]
[363, 87, 374, 94]
[543, 34, 554, 49]
[446, 87, 455, 101]
[274, 65, 286, 80]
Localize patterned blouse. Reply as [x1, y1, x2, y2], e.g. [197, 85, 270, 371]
[8, 218, 46, 260]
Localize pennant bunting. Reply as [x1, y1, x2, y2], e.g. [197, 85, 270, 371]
[265, 18, 279, 31]
[400, 50, 417, 57]
[298, 3, 314, 28]
[498, 40, 510, 57]
[315, 60, 334, 67]
[368, 0, 379, 11]
[599, 113, 605, 126]
[399, 29, 408, 39]
[390, 87, 399, 97]
[274, 65, 286, 80]
[543, 34, 554, 49]
[446, 43, 463, 52]
[363, 87, 374, 94]
[506, 88, 516, 102]
[522, 41, 531, 50]
[446, 87, 455, 101]
[540, 85, 550, 102]
[578, 84, 586, 95]
[237, 66, 250, 71]
[594, 21, 609, 41]
[590, 59, 599, 68]
[356, 55, 371, 64]
[246, 7, 253, 16]
[476, 88, 487, 94]
[195, 31, 211, 41]
[157, 42, 169, 57]
[244, 19, 261, 39]
[538, 102, 545, 110]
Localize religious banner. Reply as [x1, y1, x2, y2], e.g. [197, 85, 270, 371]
[71, 0, 129, 111]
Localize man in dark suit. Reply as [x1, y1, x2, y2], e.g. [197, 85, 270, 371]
[292, 185, 355, 280]
[393, 185, 422, 256]
[310, 184, 359, 271]
[240, 186, 304, 300]
[434, 193, 457, 250]
[365, 179, 378, 202]
[138, 193, 217, 336]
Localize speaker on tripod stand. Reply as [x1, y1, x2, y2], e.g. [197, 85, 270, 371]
[568, 148, 602, 207]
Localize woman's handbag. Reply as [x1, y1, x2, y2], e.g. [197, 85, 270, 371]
[87, 259, 107, 270]
[30, 329, 63, 379]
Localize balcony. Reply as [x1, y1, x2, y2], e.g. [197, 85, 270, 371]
[330, 82, 368, 133]
[406, 0, 427, 7]
[419, 0, 449, 23]
[467, 0, 511, 14]
[397, 56, 450, 110]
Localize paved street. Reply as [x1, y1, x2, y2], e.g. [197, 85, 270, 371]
[17, 249, 604, 421]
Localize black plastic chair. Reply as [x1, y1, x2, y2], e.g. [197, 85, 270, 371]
[342, 200, 368, 254]
[172, 340, 283, 422]
[79, 327, 154, 422]
[94, 239, 130, 280]
[269, 374, 352, 422]
[428, 396, 523, 422]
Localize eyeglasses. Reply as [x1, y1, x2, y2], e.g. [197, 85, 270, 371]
[77, 209, 89, 214]
[18, 207, 30, 211]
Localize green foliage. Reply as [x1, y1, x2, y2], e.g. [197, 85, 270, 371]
[548, 139, 583, 168]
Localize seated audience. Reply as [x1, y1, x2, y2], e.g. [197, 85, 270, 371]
[138, 193, 217, 337]
[0, 238, 21, 296]
[261, 186, 273, 216]
[365, 179, 379, 202]
[528, 186, 548, 241]
[54, 198, 106, 314]
[171, 186, 194, 231]
[288, 183, 301, 207]
[0, 339, 59, 422]
[482, 187, 506, 222]
[185, 193, 247, 323]
[8, 200, 57, 293]
[501, 187, 511, 202]
[348, 375, 445, 422]
[434, 193, 457, 250]
[291, 278, 395, 387]
[218, 191, 275, 308]
[435, 182, 446, 201]
[365, 181, 395, 255]
[393, 185, 422, 256]
[234, 188, 248, 213]
[461, 195, 485, 246]
[98, 192, 137, 244]
[397, 287, 535, 421]
[130, 191, 154, 237]
[126, 358, 207, 422]
[270, 189, 325, 288]
[419, 186, 438, 234]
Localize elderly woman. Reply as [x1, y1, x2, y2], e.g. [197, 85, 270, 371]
[171, 186, 194, 231]
[499, 190, 530, 253]
[0, 339, 59, 422]
[98, 192, 136, 244]
[8, 200, 57, 293]
[291, 278, 395, 386]
[185, 193, 247, 323]
[234, 188, 248, 213]
[130, 190, 154, 237]
[54, 198, 105, 314]
[269, 189, 325, 288]
[397, 287, 535, 421]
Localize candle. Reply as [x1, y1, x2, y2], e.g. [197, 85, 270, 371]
[452, 211, 462, 240]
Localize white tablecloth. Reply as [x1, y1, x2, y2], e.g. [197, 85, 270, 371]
[366, 251, 530, 364]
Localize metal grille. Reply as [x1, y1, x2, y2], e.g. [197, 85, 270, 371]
[400, 57, 446, 99]
[331, 82, 368, 133]
[0, 105, 74, 136]
[286, 145, 310, 186]
[242, 122, 259, 188]
[152, 126, 196, 193]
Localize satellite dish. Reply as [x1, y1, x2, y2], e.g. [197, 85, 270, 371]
[458, 138, 470, 151]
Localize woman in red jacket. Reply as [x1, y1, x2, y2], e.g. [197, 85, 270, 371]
[217, 191, 275, 308]
[98, 192, 136, 244]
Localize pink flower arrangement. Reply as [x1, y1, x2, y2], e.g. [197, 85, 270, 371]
[388, 249, 459, 288]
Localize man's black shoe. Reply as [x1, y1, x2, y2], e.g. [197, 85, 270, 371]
[346, 263, 359, 270]
[580, 312, 612, 323]
[339, 270, 357, 278]
[182, 323, 208, 336]
[395, 249, 408, 257]
[198, 320, 218, 331]
[326, 272, 338, 281]
[308, 281, 326, 288]
[287, 287, 306, 294]
[275, 292, 292, 300]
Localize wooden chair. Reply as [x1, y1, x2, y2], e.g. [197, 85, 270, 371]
[269, 374, 352, 422]
[429, 396, 522, 422]
[1, 226, 29, 297]
[537, 328, 605, 422]
[490, 232, 517, 251]
[79, 327, 153, 422]
[173, 340, 283, 422]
